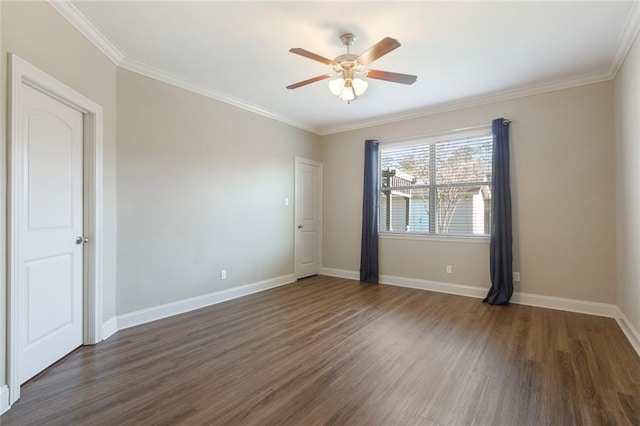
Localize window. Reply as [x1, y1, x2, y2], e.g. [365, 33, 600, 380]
[379, 131, 493, 237]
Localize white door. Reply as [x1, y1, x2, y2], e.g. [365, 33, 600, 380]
[295, 158, 322, 279]
[17, 83, 84, 384]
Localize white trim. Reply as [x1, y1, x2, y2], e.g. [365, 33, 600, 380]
[119, 58, 320, 134]
[615, 307, 640, 357]
[0, 2, 4, 416]
[378, 124, 492, 147]
[101, 317, 118, 341]
[319, 71, 612, 135]
[47, 0, 124, 65]
[117, 60, 614, 137]
[47, 1, 319, 134]
[321, 268, 617, 318]
[379, 274, 488, 299]
[379, 233, 490, 244]
[384, 273, 617, 317]
[47, 0, 640, 137]
[117, 274, 295, 330]
[608, 0, 640, 78]
[7, 54, 104, 405]
[0, 386, 10, 415]
[320, 267, 359, 281]
[510, 292, 616, 318]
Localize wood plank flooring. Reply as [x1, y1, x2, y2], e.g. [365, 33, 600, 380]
[2, 275, 640, 425]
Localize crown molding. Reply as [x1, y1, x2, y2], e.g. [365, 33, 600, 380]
[48, 0, 320, 134]
[319, 70, 613, 135]
[118, 58, 320, 134]
[48, 0, 640, 137]
[320, 3, 640, 136]
[608, 0, 640, 78]
[47, 0, 124, 65]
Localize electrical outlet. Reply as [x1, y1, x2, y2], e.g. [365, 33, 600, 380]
[513, 272, 520, 282]
[284, 198, 289, 206]
[221, 270, 227, 280]
[446, 265, 452, 274]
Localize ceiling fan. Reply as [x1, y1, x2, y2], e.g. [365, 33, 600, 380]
[287, 33, 417, 103]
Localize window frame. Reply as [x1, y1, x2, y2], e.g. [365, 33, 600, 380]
[377, 127, 493, 240]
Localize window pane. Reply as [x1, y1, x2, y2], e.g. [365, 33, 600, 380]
[379, 188, 430, 233]
[381, 144, 430, 186]
[436, 185, 491, 235]
[408, 188, 430, 233]
[379, 131, 492, 237]
[436, 136, 492, 185]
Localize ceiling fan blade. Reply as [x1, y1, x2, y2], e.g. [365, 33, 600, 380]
[356, 37, 401, 65]
[365, 70, 417, 85]
[289, 48, 336, 66]
[287, 74, 333, 89]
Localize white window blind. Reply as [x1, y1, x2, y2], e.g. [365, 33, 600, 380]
[379, 132, 493, 236]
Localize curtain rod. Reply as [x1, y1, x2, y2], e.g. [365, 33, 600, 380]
[376, 119, 511, 144]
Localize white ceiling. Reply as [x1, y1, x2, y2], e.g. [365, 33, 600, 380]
[64, 1, 640, 134]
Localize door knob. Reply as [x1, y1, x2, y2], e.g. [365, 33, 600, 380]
[297, 224, 303, 229]
[75, 236, 89, 245]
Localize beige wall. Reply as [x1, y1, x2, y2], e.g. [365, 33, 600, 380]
[323, 82, 615, 304]
[0, 0, 321, 392]
[615, 32, 640, 332]
[0, 0, 4, 391]
[1, 1, 118, 386]
[0, 0, 630, 399]
[116, 69, 321, 315]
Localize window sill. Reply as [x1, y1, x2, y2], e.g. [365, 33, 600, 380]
[379, 232, 490, 244]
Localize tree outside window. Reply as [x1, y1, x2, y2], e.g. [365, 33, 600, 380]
[379, 133, 493, 236]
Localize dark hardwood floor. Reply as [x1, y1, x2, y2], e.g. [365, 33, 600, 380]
[2, 275, 640, 425]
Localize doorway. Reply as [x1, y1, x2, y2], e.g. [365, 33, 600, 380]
[294, 157, 322, 279]
[7, 54, 104, 405]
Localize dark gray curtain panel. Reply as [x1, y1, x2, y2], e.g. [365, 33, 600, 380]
[484, 118, 513, 305]
[360, 140, 379, 283]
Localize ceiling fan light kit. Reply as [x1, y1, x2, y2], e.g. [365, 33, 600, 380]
[287, 33, 417, 104]
[328, 77, 368, 101]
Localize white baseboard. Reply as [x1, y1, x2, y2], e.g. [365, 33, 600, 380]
[117, 274, 296, 330]
[615, 307, 640, 357]
[321, 268, 617, 318]
[510, 292, 616, 318]
[320, 267, 359, 280]
[379, 273, 488, 299]
[0, 385, 10, 415]
[101, 317, 118, 341]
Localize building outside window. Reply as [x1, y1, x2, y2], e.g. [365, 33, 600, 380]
[379, 130, 493, 237]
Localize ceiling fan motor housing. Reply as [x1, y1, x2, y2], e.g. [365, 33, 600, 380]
[333, 54, 361, 78]
[340, 33, 356, 46]
[286, 33, 417, 98]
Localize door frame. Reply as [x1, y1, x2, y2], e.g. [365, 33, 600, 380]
[7, 54, 104, 405]
[294, 157, 322, 279]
